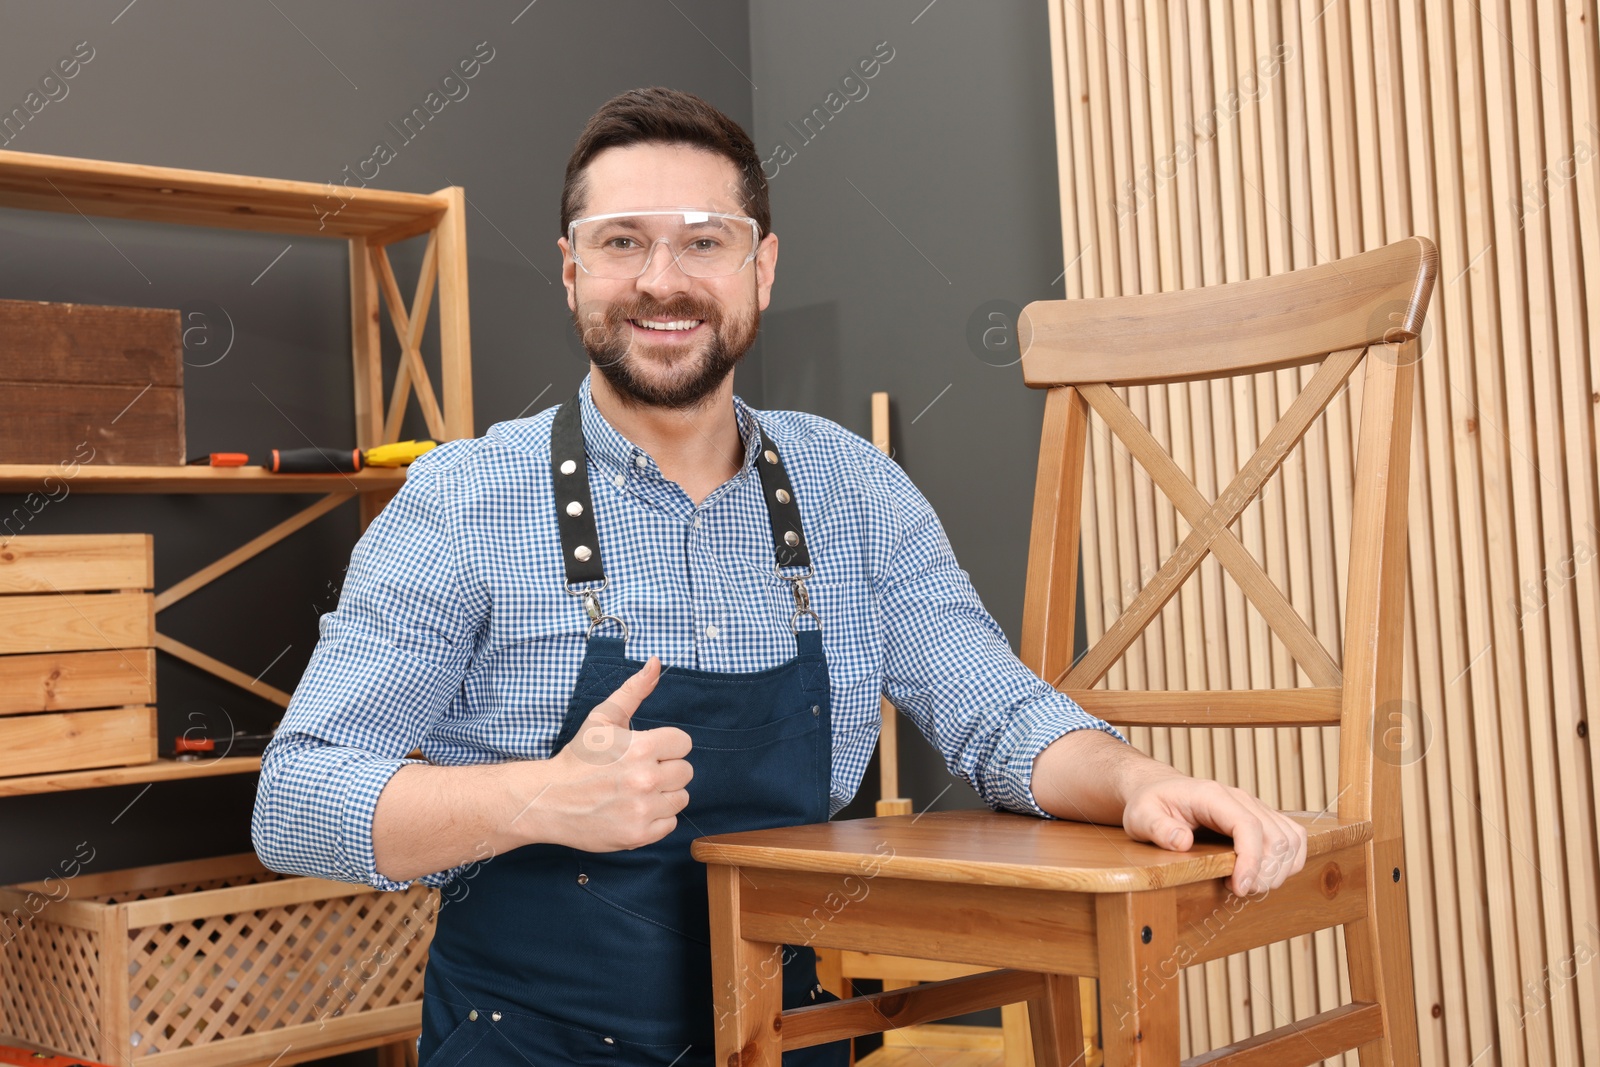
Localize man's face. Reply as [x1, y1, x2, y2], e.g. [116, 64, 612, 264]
[559, 142, 778, 410]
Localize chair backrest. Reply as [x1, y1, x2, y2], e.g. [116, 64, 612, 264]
[1014, 236, 1438, 838]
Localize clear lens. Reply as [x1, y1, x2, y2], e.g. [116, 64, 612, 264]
[571, 211, 757, 279]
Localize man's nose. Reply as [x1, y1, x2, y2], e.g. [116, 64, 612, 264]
[634, 239, 692, 297]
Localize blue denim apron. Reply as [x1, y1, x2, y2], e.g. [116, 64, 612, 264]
[417, 395, 850, 1066]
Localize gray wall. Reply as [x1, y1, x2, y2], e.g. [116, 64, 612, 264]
[1, 0, 1067, 1054]
[749, 0, 1069, 819]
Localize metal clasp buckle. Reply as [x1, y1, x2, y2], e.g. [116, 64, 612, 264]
[564, 577, 631, 641]
[775, 562, 821, 632]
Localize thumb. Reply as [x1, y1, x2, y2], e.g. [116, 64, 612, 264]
[586, 656, 661, 729]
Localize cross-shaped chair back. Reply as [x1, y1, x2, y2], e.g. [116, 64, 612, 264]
[1016, 236, 1437, 837]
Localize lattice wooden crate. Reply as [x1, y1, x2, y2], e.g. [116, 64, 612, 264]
[0, 853, 437, 1067]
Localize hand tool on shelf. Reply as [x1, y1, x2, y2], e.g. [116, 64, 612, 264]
[185, 440, 435, 473]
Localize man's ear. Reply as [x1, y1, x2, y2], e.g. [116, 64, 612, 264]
[558, 236, 578, 312]
[755, 231, 778, 312]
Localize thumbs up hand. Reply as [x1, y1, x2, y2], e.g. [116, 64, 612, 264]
[506, 657, 695, 853]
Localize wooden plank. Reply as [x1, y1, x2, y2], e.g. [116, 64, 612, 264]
[707, 864, 783, 1067]
[0, 592, 151, 654]
[0, 147, 446, 239]
[735, 868, 1100, 979]
[693, 810, 1367, 894]
[0, 299, 180, 385]
[0, 648, 154, 714]
[780, 970, 1043, 1048]
[371, 243, 446, 441]
[0, 533, 152, 592]
[0, 705, 156, 777]
[1096, 890, 1181, 1066]
[1016, 239, 1435, 387]
[152, 631, 292, 708]
[0, 462, 406, 494]
[1067, 687, 1342, 726]
[838, 952, 990, 983]
[0, 754, 259, 797]
[432, 185, 474, 441]
[1173, 843, 1369, 967]
[0, 381, 184, 465]
[1181, 1002, 1384, 1067]
[1025, 973, 1085, 1067]
[154, 493, 351, 611]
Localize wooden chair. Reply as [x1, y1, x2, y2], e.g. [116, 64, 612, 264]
[692, 236, 1438, 1066]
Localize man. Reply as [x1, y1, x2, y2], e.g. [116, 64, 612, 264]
[253, 87, 1307, 1064]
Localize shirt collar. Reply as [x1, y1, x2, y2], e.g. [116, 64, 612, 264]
[577, 371, 762, 482]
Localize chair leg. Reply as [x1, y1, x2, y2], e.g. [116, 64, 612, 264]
[1027, 974, 1087, 1066]
[707, 863, 785, 1066]
[1095, 892, 1180, 1067]
[1002, 1002, 1035, 1067]
[1345, 839, 1422, 1067]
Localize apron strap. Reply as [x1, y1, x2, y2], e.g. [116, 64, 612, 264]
[550, 391, 812, 587]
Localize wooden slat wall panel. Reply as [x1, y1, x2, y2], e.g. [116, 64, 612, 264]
[1043, 2, 1600, 1064]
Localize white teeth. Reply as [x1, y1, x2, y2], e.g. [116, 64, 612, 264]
[632, 319, 701, 331]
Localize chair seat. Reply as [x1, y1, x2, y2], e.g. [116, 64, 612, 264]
[691, 809, 1370, 892]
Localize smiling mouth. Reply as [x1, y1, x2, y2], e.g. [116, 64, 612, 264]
[629, 318, 704, 333]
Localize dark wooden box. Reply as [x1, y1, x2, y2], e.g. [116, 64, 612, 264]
[0, 299, 184, 465]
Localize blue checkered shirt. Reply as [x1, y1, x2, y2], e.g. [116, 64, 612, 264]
[252, 372, 1125, 892]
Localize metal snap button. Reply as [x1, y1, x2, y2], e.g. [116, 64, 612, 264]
[491, 1011, 502, 1022]
[763, 449, 778, 464]
[775, 488, 791, 503]
[784, 530, 800, 546]
[577, 873, 589, 885]
[566, 500, 584, 517]
[560, 459, 576, 475]
[468, 1010, 479, 1021]
[574, 545, 592, 562]
[603, 1036, 615, 1045]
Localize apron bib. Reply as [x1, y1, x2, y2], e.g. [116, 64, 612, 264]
[419, 395, 850, 1066]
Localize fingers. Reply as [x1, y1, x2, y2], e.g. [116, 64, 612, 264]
[1147, 780, 1308, 897]
[640, 724, 692, 761]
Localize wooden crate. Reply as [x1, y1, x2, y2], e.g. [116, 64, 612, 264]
[0, 299, 184, 465]
[0, 535, 157, 776]
[0, 853, 437, 1066]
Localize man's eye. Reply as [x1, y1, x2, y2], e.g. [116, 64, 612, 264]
[689, 238, 721, 252]
[605, 237, 641, 250]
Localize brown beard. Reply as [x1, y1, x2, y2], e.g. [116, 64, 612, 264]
[572, 293, 760, 411]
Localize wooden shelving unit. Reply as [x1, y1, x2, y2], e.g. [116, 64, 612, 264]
[0, 154, 472, 785]
[0, 149, 472, 1063]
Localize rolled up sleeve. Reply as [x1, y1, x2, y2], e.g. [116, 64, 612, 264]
[252, 447, 481, 890]
[874, 461, 1126, 818]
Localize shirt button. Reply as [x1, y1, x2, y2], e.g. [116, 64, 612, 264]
[635, 454, 648, 468]
[705, 624, 719, 639]
[692, 515, 701, 528]
[612, 473, 625, 488]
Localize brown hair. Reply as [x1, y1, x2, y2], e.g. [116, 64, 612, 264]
[560, 87, 770, 239]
